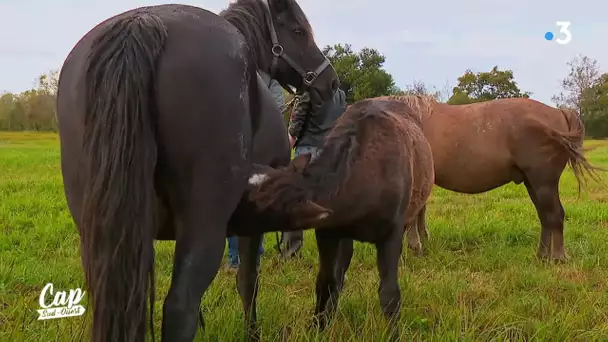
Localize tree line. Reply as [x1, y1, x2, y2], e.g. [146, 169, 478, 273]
[1, 44, 607, 137]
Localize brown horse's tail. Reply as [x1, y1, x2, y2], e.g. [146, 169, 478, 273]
[544, 109, 604, 193]
[81, 12, 167, 342]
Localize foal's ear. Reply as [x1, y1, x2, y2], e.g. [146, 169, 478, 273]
[300, 200, 332, 222]
[291, 153, 311, 172]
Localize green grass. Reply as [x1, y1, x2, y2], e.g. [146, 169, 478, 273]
[1, 131, 608, 341]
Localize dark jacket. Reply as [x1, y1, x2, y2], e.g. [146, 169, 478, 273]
[258, 71, 286, 113]
[288, 88, 347, 148]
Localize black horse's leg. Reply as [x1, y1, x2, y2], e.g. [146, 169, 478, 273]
[313, 229, 341, 329]
[162, 217, 227, 341]
[237, 234, 263, 341]
[336, 238, 354, 292]
[161, 172, 246, 341]
[375, 222, 405, 340]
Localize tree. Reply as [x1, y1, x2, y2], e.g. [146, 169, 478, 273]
[323, 44, 398, 103]
[0, 70, 59, 131]
[447, 66, 531, 104]
[579, 73, 608, 138]
[552, 55, 600, 115]
[36, 69, 59, 96]
[398, 80, 442, 101]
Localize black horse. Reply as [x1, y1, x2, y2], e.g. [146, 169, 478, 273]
[56, 0, 338, 341]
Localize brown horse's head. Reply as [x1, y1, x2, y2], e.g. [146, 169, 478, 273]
[246, 154, 332, 230]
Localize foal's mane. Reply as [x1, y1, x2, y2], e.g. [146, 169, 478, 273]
[252, 98, 411, 210]
[220, 0, 313, 71]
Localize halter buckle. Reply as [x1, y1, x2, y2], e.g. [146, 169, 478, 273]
[271, 44, 284, 57]
[303, 71, 318, 86]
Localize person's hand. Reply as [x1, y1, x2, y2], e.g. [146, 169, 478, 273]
[289, 135, 295, 148]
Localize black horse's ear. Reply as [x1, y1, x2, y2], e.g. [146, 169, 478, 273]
[270, 0, 289, 13]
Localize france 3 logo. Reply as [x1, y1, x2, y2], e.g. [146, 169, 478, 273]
[544, 21, 572, 45]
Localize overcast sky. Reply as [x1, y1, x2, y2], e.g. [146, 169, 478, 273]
[1, 0, 606, 104]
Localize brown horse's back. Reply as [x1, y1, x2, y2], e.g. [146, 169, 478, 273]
[384, 95, 600, 261]
[424, 98, 576, 193]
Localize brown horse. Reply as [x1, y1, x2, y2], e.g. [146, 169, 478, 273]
[56, 1, 338, 341]
[382, 95, 601, 261]
[246, 98, 435, 338]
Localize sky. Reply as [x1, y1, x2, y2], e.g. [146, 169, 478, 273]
[1, 0, 606, 105]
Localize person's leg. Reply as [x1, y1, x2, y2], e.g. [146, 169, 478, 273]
[227, 236, 239, 268]
[256, 234, 264, 269]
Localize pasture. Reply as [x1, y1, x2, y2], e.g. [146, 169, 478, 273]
[1, 131, 607, 341]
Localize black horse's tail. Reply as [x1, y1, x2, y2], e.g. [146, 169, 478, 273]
[80, 12, 167, 342]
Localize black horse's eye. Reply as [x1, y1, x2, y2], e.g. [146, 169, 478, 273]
[293, 28, 304, 35]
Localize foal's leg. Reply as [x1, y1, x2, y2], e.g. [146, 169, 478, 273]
[524, 175, 567, 262]
[376, 222, 406, 339]
[313, 229, 341, 329]
[236, 234, 263, 341]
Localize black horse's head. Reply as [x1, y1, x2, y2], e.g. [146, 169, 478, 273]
[222, 0, 340, 106]
[266, 0, 339, 103]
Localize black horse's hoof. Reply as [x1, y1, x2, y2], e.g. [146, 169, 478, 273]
[245, 331, 260, 342]
[308, 314, 327, 331]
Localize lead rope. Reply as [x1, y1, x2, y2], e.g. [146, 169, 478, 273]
[274, 95, 299, 258]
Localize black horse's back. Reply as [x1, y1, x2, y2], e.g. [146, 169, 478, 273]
[58, 8, 170, 342]
[58, 0, 336, 339]
[58, 4, 257, 342]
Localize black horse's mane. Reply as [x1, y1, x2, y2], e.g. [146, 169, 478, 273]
[220, 0, 312, 72]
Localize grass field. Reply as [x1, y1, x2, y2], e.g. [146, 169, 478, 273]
[1, 131, 608, 341]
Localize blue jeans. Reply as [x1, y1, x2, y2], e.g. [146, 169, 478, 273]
[227, 236, 264, 267]
[294, 145, 321, 160]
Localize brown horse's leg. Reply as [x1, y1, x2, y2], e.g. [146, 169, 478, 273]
[406, 205, 429, 256]
[406, 220, 422, 255]
[524, 177, 567, 262]
[336, 238, 354, 292]
[313, 229, 341, 330]
[417, 205, 430, 242]
[236, 234, 263, 341]
[376, 222, 406, 340]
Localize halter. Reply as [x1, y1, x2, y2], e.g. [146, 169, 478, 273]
[260, 0, 332, 94]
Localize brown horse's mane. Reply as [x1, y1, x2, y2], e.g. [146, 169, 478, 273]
[382, 94, 436, 125]
[252, 98, 416, 210]
[220, 0, 313, 72]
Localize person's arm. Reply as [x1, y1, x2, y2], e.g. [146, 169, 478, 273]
[288, 91, 312, 140]
[268, 79, 286, 113]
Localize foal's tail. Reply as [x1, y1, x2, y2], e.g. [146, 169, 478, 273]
[80, 12, 167, 342]
[545, 109, 604, 193]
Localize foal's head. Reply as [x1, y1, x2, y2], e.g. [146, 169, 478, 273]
[246, 154, 332, 230]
